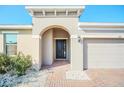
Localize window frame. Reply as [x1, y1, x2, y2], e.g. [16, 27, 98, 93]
[2, 31, 18, 56]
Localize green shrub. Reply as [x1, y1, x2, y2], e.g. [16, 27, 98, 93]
[0, 53, 12, 74]
[11, 52, 32, 76]
[0, 52, 32, 76]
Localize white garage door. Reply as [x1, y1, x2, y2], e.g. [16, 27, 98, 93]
[83, 38, 124, 69]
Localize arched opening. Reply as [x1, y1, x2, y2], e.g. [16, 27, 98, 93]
[41, 27, 70, 66]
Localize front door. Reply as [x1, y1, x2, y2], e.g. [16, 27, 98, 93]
[56, 40, 66, 59]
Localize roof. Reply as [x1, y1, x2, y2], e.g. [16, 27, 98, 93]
[25, 5, 84, 10]
[79, 22, 124, 31]
[25, 5, 85, 17]
[0, 25, 32, 29]
[0, 22, 124, 30]
[79, 22, 124, 27]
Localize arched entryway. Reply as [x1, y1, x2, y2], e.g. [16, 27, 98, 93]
[41, 26, 70, 66]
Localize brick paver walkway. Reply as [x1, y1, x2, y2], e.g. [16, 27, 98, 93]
[42, 61, 124, 87]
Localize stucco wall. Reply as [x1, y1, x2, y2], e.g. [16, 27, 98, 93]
[32, 18, 78, 35]
[0, 29, 32, 56]
[32, 17, 83, 70]
[17, 30, 32, 56]
[80, 28, 124, 69]
[53, 28, 69, 38]
[42, 29, 53, 65]
[42, 28, 70, 65]
[1, 24, 124, 70]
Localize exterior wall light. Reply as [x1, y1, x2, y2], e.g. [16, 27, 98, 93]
[77, 36, 81, 43]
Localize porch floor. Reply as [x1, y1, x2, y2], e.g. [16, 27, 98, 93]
[41, 61, 124, 87]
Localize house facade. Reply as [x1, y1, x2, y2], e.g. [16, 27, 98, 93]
[0, 6, 124, 72]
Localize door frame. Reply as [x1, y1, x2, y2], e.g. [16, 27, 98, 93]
[54, 38, 68, 60]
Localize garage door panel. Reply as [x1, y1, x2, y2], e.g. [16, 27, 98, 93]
[84, 39, 124, 69]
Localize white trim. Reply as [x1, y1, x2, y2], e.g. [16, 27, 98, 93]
[26, 5, 84, 17]
[25, 5, 84, 10]
[0, 25, 32, 29]
[81, 34, 124, 39]
[78, 22, 124, 27]
[1, 22, 124, 31]
[78, 27, 124, 31]
[2, 31, 19, 34]
[2, 32, 18, 55]
[78, 22, 124, 31]
[54, 38, 68, 39]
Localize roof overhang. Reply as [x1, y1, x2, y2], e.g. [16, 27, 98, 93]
[0, 25, 32, 30]
[25, 5, 85, 18]
[1, 22, 124, 31]
[78, 22, 124, 31]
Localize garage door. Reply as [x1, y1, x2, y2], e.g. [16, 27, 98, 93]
[83, 38, 124, 69]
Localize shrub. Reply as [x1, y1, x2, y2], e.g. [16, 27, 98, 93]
[11, 52, 32, 76]
[0, 53, 12, 74]
[0, 52, 32, 76]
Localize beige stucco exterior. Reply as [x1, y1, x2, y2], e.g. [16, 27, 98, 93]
[1, 6, 124, 72]
[17, 30, 33, 55]
[42, 28, 70, 65]
[32, 18, 84, 70]
[42, 29, 53, 65]
[0, 29, 33, 56]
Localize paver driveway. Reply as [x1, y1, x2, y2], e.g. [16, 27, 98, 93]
[42, 61, 124, 87]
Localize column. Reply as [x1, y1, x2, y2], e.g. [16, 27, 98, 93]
[66, 35, 87, 80]
[32, 35, 42, 70]
[70, 35, 83, 71]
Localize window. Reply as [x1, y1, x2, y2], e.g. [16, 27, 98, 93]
[4, 33, 17, 55]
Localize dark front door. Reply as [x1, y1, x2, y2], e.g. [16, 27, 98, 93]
[56, 40, 66, 59]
